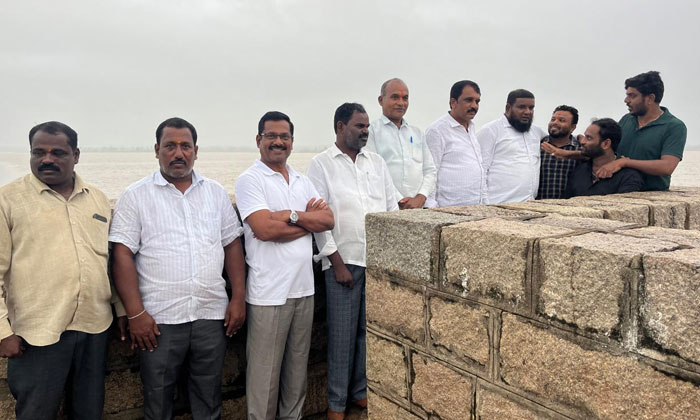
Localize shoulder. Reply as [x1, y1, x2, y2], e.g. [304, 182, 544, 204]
[85, 183, 110, 206]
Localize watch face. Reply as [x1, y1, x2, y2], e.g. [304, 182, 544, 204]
[290, 211, 299, 223]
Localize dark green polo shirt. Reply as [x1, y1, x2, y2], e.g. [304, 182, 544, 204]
[618, 107, 687, 191]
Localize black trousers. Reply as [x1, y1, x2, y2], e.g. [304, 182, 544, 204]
[139, 320, 227, 420]
[7, 330, 109, 420]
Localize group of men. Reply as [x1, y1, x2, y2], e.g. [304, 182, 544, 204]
[0, 69, 687, 420]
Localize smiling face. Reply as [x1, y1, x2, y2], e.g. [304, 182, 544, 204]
[449, 85, 481, 125]
[548, 110, 576, 139]
[155, 126, 198, 182]
[378, 80, 409, 125]
[257, 119, 293, 167]
[30, 130, 79, 192]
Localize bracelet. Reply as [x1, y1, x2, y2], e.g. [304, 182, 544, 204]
[127, 309, 146, 320]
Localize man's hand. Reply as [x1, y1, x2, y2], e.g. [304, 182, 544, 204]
[595, 157, 627, 179]
[117, 315, 128, 341]
[306, 197, 328, 212]
[128, 312, 160, 352]
[224, 298, 246, 337]
[541, 142, 566, 159]
[398, 194, 426, 210]
[333, 264, 354, 289]
[0, 334, 25, 358]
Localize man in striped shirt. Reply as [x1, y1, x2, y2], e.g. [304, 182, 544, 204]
[110, 117, 246, 419]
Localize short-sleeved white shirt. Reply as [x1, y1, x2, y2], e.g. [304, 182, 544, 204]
[109, 170, 243, 324]
[234, 159, 320, 306]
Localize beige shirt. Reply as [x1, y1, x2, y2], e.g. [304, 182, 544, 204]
[0, 173, 123, 346]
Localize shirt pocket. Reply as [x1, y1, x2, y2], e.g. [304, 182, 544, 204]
[366, 173, 384, 200]
[411, 136, 424, 162]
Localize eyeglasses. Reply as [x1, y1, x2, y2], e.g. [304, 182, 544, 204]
[261, 133, 292, 141]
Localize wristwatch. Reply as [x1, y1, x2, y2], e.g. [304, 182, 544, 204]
[289, 210, 299, 225]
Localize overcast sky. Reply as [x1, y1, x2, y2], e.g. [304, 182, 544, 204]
[2, 0, 698, 151]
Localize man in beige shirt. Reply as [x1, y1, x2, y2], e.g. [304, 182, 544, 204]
[0, 121, 125, 419]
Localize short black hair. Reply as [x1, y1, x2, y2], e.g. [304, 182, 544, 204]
[29, 121, 78, 150]
[450, 80, 481, 101]
[553, 105, 579, 125]
[507, 89, 535, 105]
[334, 103, 366, 134]
[592, 118, 622, 152]
[155, 117, 197, 144]
[257, 111, 294, 136]
[625, 71, 664, 103]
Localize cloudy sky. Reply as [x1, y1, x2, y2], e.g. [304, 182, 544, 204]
[2, 0, 697, 151]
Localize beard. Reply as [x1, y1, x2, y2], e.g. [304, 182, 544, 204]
[582, 144, 604, 159]
[507, 114, 532, 133]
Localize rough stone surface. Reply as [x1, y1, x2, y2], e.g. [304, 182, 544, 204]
[221, 397, 247, 420]
[366, 333, 407, 399]
[429, 296, 490, 366]
[476, 385, 566, 420]
[432, 205, 541, 219]
[302, 362, 328, 417]
[221, 344, 242, 385]
[622, 191, 700, 230]
[442, 218, 573, 312]
[366, 210, 475, 284]
[366, 273, 425, 343]
[500, 314, 700, 420]
[411, 354, 474, 420]
[0, 361, 6, 380]
[367, 391, 420, 420]
[542, 198, 650, 225]
[538, 232, 678, 334]
[525, 213, 638, 232]
[104, 370, 143, 414]
[592, 195, 687, 229]
[641, 248, 700, 364]
[498, 201, 605, 219]
[618, 226, 700, 248]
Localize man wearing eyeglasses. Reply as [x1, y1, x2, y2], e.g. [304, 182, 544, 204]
[0, 121, 126, 419]
[235, 111, 334, 420]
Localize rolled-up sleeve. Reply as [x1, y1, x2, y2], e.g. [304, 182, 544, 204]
[108, 190, 141, 254]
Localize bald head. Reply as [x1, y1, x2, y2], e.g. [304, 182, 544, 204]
[378, 78, 409, 126]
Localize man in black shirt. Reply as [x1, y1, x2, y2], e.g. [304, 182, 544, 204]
[566, 118, 643, 198]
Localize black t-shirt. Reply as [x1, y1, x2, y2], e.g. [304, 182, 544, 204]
[566, 160, 644, 198]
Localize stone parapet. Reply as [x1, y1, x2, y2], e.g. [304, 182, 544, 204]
[366, 191, 700, 419]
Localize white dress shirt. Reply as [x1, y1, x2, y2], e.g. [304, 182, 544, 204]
[109, 170, 243, 324]
[234, 160, 320, 306]
[424, 113, 487, 207]
[365, 115, 437, 199]
[477, 115, 546, 204]
[306, 144, 399, 271]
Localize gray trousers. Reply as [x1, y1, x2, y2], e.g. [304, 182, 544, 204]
[246, 296, 314, 420]
[325, 265, 366, 412]
[7, 330, 109, 420]
[139, 320, 226, 420]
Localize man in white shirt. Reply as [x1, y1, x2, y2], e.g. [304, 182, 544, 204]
[364, 78, 436, 209]
[477, 89, 547, 204]
[306, 103, 399, 420]
[234, 111, 334, 420]
[110, 117, 247, 419]
[425, 80, 487, 207]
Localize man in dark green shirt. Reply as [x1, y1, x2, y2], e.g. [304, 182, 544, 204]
[596, 71, 687, 191]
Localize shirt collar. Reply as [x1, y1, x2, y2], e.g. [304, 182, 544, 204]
[153, 168, 203, 186]
[543, 134, 577, 147]
[330, 142, 368, 159]
[500, 114, 513, 129]
[380, 114, 407, 128]
[253, 159, 301, 180]
[446, 112, 475, 131]
[29, 172, 88, 197]
[646, 107, 672, 127]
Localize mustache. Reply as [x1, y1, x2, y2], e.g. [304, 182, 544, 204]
[38, 164, 60, 172]
[169, 159, 187, 166]
[269, 144, 287, 151]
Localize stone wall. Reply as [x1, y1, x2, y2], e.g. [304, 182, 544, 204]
[365, 188, 700, 420]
